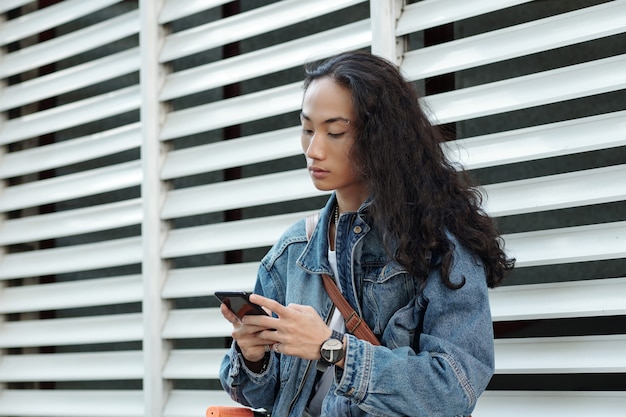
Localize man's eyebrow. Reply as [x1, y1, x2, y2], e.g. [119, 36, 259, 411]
[300, 112, 350, 124]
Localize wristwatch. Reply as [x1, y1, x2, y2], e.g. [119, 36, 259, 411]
[317, 330, 345, 372]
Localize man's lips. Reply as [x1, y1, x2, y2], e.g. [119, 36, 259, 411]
[308, 166, 329, 179]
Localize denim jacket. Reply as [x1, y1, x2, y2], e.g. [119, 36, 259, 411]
[220, 194, 494, 416]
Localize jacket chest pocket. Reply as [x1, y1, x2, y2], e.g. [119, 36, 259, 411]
[361, 262, 417, 335]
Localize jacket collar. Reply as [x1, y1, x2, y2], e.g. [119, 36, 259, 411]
[296, 193, 372, 275]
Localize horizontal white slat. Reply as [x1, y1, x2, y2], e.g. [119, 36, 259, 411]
[0, 10, 139, 79]
[163, 308, 230, 339]
[164, 390, 241, 417]
[163, 169, 327, 219]
[161, 126, 301, 180]
[2, 386, 622, 416]
[0, 161, 141, 213]
[0, 199, 141, 246]
[160, 0, 364, 62]
[159, 0, 230, 24]
[162, 218, 626, 268]
[0, 390, 598, 417]
[169, 390, 626, 417]
[0, 236, 142, 281]
[0, 0, 123, 46]
[424, 54, 626, 124]
[494, 335, 626, 374]
[0, 313, 142, 348]
[0, 275, 142, 314]
[0, 350, 143, 382]
[0, 390, 143, 417]
[161, 82, 302, 141]
[162, 54, 626, 141]
[165, 319, 626, 376]
[9, 334, 623, 382]
[165, 271, 626, 317]
[396, 0, 533, 35]
[402, 1, 626, 79]
[163, 110, 626, 180]
[0, 122, 141, 179]
[163, 349, 228, 379]
[162, 263, 258, 299]
[489, 277, 626, 322]
[474, 391, 626, 417]
[165, 278, 626, 340]
[505, 221, 626, 268]
[162, 210, 316, 259]
[0, 48, 140, 112]
[0, 390, 239, 415]
[0, 0, 33, 14]
[482, 165, 626, 217]
[166, 164, 625, 236]
[162, 20, 370, 100]
[0, 85, 141, 146]
[446, 111, 626, 170]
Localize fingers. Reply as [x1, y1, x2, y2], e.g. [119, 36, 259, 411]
[218, 295, 283, 363]
[249, 294, 284, 316]
[220, 303, 240, 325]
[234, 295, 331, 361]
[219, 298, 275, 331]
[287, 303, 313, 313]
[232, 324, 276, 363]
[249, 294, 316, 319]
[238, 340, 271, 363]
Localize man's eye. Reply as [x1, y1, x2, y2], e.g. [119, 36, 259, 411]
[328, 132, 345, 138]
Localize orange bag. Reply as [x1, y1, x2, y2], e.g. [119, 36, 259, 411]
[205, 406, 256, 417]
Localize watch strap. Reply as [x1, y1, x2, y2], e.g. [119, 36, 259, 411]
[331, 330, 344, 342]
[316, 360, 330, 372]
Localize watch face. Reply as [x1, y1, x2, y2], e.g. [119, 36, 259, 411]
[321, 338, 344, 363]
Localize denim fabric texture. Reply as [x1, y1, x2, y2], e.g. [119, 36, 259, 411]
[220, 194, 494, 416]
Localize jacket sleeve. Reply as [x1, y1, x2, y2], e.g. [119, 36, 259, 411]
[332, 240, 495, 416]
[218, 264, 283, 410]
[219, 340, 280, 410]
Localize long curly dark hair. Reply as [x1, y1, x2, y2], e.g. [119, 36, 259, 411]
[304, 51, 514, 289]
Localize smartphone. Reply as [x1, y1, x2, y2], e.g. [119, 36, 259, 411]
[215, 291, 268, 319]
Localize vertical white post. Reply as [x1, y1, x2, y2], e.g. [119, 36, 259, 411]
[0, 8, 7, 403]
[369, 0, 404, 64]
[0, 125, 5, 407]
[139, 1, 170, 416]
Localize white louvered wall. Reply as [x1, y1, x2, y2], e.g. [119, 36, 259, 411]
[0, 1, 624, 416]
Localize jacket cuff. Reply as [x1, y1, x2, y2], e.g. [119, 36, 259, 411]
[334, 334, 374, 403]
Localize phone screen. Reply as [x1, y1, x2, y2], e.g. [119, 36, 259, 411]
[215, 292, 268, 319]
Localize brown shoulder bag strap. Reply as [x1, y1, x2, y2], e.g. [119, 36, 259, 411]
[306, 213, 380, 346]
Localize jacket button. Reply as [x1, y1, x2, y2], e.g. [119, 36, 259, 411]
[353, 226, 362, 234]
